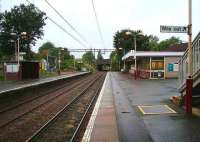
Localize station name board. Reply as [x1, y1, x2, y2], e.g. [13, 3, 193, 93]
[160, 25, 187, 33]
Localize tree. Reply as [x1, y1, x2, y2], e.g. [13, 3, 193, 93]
[82, 51, 95, 65]
[110, 51, 120, 71]
[0, 4, 47, 59]
[97, 50, 103, 61]
[38, 42, 55, 59]
[113, 29, 150, 54]
[60, 48, 74, 69]
[38, 42, 74, 70]
[39, 42, 55, 53]
[148, 35, 159, 51]
[157, 36, 182, 51]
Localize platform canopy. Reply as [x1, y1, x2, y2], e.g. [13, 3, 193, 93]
[122, 50, 185, 60]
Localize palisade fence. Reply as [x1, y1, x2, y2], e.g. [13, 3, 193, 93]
[179, 32, 200, 88]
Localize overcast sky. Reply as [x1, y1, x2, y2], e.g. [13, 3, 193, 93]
[2, 0, 200, 58]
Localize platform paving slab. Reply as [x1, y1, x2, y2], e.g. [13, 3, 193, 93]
[110, 72, 200, 142]
[82, 72, 119, 142]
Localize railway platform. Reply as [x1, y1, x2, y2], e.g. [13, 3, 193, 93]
[84, 72, 200, 142]
[0, 72, 88, 94]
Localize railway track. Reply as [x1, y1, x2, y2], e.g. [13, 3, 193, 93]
[0, 74, 96, 128]
[25, 72, 106, 142]
[0, 74, 89, 113]
[0, 72, 105, 142]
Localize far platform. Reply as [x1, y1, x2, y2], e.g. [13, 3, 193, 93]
[0, 72, 88, 94]
[83, 72, 200, 142]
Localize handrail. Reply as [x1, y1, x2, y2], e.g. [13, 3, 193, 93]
[178, 34, 200, 90]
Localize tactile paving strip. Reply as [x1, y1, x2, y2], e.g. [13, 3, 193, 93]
[138, 105, 176, 115]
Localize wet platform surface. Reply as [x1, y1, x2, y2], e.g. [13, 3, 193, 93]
[86, 72, 200, 142]
[0, 72, 88, 94]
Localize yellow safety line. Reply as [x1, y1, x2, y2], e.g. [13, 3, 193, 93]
[164, 105, 177, 113]
[138, 105, 177, 115]
[138, 106, 147, 114]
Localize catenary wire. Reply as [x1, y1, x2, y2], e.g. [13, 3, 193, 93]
[91, 0, 106, 48]
[44, 0, 90, 46]
[25, 0, 88, 48]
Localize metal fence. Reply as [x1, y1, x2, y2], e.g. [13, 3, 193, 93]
[192, 35, 200, 75]
[178, 50, 188, 88]
[179, 32, 200, 88]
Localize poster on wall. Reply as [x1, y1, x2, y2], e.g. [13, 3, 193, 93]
[174, 63, 179, 71]
[167, 63, 179, 72]
[6, 64, 19, 73]
[6, 65, 13, 73]
[168, 63, 174, 72]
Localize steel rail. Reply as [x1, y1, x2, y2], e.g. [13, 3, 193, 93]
[0, 75, 90, 114]
[25, 73, 104, 142]
[0, 74, 98, 128]
[69, 74, 105, 142]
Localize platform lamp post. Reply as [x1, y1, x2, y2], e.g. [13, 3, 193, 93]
[10, 32, 27, 68]
[125, 31, 143, 79]
[118, 47, 125, 71]
[9, 39, 16, 60]
[58, 48, 64, 75]
[73, 57, 76, 71]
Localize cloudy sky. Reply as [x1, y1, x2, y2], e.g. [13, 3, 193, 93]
[2, 0, 200, 58]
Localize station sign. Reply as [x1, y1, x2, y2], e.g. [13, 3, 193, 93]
[160, 25, 187, 33]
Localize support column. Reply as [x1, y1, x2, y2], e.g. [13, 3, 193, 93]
[164, 57, 166, 79]
[185, 76, 193, 114]
[149, 57, 152, 79]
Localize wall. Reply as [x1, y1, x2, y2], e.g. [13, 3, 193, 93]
[165, 57, 180, 78]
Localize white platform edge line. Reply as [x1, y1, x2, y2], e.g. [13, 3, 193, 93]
[81, 73, 109, 142]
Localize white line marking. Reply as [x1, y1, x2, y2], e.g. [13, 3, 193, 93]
[81, 73, 109, 142]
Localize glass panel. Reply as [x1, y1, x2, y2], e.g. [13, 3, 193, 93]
[151, 61, 164, 70]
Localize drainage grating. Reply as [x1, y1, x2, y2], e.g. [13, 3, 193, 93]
[138, 105, 176, 115]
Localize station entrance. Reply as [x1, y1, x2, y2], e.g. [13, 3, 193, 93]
[150, 57, 165, 79]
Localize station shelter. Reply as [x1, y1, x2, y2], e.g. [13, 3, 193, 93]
[4, 61, 39, 81]
[122, 43, 187, 79]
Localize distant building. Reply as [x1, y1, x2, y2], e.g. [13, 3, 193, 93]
[122, 43, 187, 79]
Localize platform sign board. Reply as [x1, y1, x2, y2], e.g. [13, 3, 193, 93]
[6, 64, 19, 73]
[160, 25, 187, 33]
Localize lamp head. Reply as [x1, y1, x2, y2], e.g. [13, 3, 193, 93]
[21, 32, 27, 36]
[10, 32, 17, 36]
[125, 31, 132, 35]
